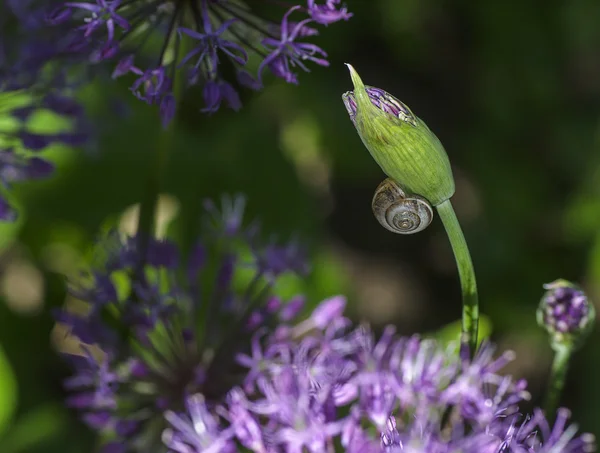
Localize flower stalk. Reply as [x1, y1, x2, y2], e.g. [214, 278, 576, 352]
[543, 343, 572, 418]
[437, 199, 479, 354]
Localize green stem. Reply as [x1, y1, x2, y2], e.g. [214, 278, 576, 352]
[135, 124, 173, 274]
[543, 344, 572, 417]
[135, 35, 185, 275]
[436, 199, 479, 356]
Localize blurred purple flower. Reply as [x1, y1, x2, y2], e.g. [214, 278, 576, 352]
[58, 195, 310, 451]
[1, 2, 93, 221]
[1, 1, 85, 90]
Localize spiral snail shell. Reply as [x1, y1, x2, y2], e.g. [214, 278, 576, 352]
[372, 178, 434, 234]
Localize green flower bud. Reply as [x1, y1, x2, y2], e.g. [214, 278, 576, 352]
[342, 64, 455, 206]
[537, 279, 595, 351]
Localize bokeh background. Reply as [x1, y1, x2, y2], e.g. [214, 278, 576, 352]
[1, 0, 600, 450]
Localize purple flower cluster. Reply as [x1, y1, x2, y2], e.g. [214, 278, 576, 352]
[164, 298, 595, 453]
[1, 2, 92, 221]
[538, 280, 595, 351]
[47, 0, 352, 125]
[57, 195, 308, 452]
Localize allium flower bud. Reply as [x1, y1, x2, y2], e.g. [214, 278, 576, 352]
[537, 279, 595, 350]
[342, 64, 455, 206]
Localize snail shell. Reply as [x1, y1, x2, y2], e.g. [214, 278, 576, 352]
[372, 178, 434, 234]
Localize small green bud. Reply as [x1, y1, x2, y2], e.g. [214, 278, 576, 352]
[342, 64, 455, 206]
[537, 279, 595, 351]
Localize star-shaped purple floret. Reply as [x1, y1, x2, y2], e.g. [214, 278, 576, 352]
[259, 6, 329, 85]
[62, 0, 129, 43]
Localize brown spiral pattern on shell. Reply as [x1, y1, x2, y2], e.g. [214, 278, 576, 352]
[372, 178, 433, 234]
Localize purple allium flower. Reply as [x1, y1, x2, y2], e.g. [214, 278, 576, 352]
[47, 0, 351, 124]
[0, 89, 89, 221]
[163, 298, 595, 453]
[538, 279, 595, 350]
[58, 195, 309, 451]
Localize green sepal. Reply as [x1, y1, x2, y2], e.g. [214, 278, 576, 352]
[344, 64, 455, 206]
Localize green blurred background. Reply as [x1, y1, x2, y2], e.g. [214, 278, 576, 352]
[1, 0, 600, 450]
